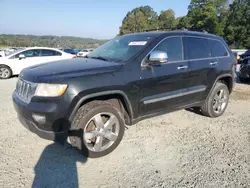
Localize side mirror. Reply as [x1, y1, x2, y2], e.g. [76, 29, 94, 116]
[148, 51, 168, 64]
[19, 54, 25, 60]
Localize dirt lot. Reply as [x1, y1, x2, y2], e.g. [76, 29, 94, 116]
[1, 77, 250, 188]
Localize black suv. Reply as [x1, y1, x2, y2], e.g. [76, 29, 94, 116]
[13, 31, 236, 158]
[238, 50, 250, 82]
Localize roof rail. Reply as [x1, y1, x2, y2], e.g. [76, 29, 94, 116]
[143, 27, 189, 32]
[143, 27, 173, 32]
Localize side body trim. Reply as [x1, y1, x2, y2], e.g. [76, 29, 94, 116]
[142, 85, 206, 104]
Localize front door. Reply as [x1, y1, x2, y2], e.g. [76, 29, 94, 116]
[10, 49, 42, 74]
[139, 36, 190, 116]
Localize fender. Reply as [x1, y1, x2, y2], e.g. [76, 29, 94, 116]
[205, 74, 233, 101]
[69, 90, 133, 122]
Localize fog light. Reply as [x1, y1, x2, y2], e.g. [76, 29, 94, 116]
[32, 114, 46, 124]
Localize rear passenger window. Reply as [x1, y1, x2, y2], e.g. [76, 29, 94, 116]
[207, 39, 228, 57]
[153, 37, 183, 62]
[186, 37, 210, 59]
[41, 50, 62, 56]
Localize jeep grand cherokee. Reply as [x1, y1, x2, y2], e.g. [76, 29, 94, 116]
[13, 31, 236, 158]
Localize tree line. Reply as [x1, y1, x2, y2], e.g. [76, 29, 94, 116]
[0, 35, 107, 49]
[119, 0, 250, 49]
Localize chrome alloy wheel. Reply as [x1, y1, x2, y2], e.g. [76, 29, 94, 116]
[83, 112, 120, 152]
[213, 88, 228, 114]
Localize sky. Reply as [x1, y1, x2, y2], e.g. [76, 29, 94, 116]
[0, 0, 190, 39]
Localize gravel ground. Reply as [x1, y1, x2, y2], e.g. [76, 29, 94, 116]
[1, 77, 250, 188]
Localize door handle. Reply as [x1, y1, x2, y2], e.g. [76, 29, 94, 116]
[177, 65, 188, 70]
[210, 61, 218, 65]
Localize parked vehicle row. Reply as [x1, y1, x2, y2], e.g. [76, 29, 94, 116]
[59, 48, 80, 55]
[58, 48, 95, 57]
[12, 31, 236, 158]
[0, 47, 75, 79]
[0, 48, 23, 57]
[77, 49, 93, 57]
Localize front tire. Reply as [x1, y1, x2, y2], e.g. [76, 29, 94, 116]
[0, 65, 12, 79]
[69, 101, 125, 158]
[201, 82, 229, 117]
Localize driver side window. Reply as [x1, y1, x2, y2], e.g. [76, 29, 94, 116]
[14, 49, 41, 58]
[153, 37, 184, 62]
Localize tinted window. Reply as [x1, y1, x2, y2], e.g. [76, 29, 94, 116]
[41, 49, 62, 56]
[153, 37, 184, 62]
[63, 49, 75, 54]
[207, 39, 228, 57]
[186, 37, 210, 59]
[14, 49, 41, 58]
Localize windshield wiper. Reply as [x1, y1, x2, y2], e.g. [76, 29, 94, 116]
[88, 56, 109, 61]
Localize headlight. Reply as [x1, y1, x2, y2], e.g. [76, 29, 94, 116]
[34, 83, 68, 97]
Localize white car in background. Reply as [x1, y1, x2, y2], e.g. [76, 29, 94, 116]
[0, 47, 74, 79]
[0, 51, 5, 58]
[77, 49, 93, 57]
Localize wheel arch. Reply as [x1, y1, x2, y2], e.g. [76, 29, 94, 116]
[218, 76, 234, 94]
[69, 91, 133, 125]
[0, 64, 12, 71]
[206, 74, 234, 101]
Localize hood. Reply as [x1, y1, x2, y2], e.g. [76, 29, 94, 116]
[21, 58, 122, 83]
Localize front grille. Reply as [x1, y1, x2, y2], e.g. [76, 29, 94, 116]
[16, 79, 37, 103]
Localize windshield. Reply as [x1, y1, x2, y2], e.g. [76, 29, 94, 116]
[87, 34, 155, 62]
[6, 49, 23, 57]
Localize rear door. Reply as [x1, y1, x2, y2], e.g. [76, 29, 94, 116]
[207, 38, 231, 74]
[183, 36, 217, 103]
[40, 49, 63, 63]
[139, 36, 190, 116]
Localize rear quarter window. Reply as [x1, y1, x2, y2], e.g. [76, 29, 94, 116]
[207, 39, 228, 57]
[41, 50, 62, 56]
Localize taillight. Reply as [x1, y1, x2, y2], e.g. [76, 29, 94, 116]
[234, 59, 238, 65]
[234, 56, 238, 65]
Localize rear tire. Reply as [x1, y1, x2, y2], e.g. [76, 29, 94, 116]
[0, 65, 12, 79]
[69, 101, 125, 158]
[201, 82, 229, 117]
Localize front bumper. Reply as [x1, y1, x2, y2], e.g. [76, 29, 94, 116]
[17, 115, 67, 141]
[12, 92, 70, 141]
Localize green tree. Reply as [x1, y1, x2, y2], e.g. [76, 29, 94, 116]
[176, 16, 191, 29]
[158, 9, 176, 30]
[119, 6, 158, 35]
[217, 6, 229, 36]
[187, 0, 221, 33]
[224, 0, 250, 48]
[0, 35, 107, 48]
